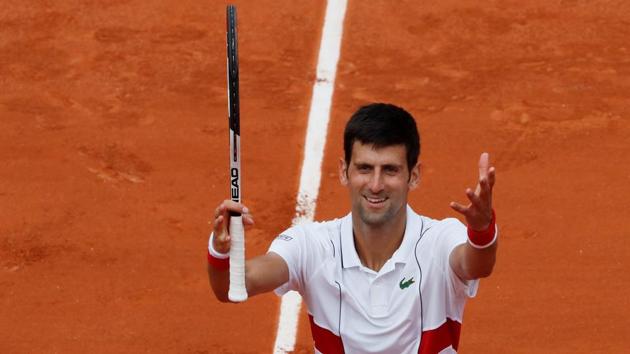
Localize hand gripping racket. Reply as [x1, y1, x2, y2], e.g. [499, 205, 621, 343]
[226, 4, 247, 302]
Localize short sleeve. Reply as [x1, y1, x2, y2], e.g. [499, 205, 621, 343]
[438, 218, 479, 298]
[267, 225, 307, 296]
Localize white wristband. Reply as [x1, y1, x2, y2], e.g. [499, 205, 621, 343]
[208, 232, 229, 259]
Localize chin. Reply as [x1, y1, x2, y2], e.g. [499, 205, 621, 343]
[357, 208, 390, 226]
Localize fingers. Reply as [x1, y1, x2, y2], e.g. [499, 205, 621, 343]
[450, 201, 470, 215]
[220, 199, 249, 215]
[452, 154, 496, 228]
[214, 204, 223, 218]
[487, 166, 496, 188]
[242, 207, 255, 225]
[210, 213, 231, 253]
[478, 152, 497, 183]
[215, 200, 251, 218]
[209, 200, 255, 254]
[212, 204, 228, 235]
[213, 217, 231, 253]
[476, 153, 496, 201]
[466, 188, 484, 207]
[477, 176, 492, 201]
[478, 152, 489, 180]
[477, 167, 496, 207]
[212, 214, 224, 230]
[210, 200, 255, 231]
[214, 216, 230, 241]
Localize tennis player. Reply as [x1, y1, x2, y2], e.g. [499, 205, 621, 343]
[207, 103, 498, 353]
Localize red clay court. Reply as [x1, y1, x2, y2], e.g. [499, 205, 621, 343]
[1, 0, 629, 352]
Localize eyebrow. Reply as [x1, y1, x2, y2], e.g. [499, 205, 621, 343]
[352, 162, 403, 169]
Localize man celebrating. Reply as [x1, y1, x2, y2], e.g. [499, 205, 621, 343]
[207, 103, 498, 353]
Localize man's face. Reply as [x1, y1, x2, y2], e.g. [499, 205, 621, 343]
[339, 142, 419, 227]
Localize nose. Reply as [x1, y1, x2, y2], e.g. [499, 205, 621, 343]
[368, 170, 384, 194]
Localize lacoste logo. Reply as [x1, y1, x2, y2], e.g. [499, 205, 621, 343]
[399, 277, 415, 290]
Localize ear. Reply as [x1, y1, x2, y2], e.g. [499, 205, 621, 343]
[408, 161, 421, 190]
[339, 158, 348, 186]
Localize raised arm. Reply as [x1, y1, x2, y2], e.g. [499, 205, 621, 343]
[207, 200, 289, 302]
[449, 153, 498, 280]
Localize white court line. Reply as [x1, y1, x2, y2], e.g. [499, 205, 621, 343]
[272, 0, 348, 353]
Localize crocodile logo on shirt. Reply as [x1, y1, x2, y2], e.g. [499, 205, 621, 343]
[399, 277, 415, 290]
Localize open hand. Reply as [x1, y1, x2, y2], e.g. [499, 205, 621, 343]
[450, 152, 496, 231]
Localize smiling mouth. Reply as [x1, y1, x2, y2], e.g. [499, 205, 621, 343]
[364, 195, 387, 206]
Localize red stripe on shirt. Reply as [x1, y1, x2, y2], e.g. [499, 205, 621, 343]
[418, 318, 461, 354]
[308, 314, 344, 354]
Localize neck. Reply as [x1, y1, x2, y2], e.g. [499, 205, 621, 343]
[352, 209, 407, 272]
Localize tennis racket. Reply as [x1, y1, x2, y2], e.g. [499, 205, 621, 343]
[226, 4, 247, 302]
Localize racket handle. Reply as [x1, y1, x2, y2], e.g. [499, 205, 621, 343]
[228, 215, 248, 302]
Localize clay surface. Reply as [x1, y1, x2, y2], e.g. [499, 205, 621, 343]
[1, 0, 628, 352]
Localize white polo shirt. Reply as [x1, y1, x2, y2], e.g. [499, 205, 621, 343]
[268, 205, 480, 354]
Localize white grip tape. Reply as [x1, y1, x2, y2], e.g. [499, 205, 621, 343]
[228, 215, 248, 302]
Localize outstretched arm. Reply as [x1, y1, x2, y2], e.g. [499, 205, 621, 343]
[449, 152, 498, 280]
[207, 200, 289, 302]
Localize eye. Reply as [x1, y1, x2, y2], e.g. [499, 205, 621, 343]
[356, 164, 371, 173]
[384, 165, 400, 175]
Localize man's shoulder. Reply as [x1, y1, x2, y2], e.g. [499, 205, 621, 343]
[302, 216, 344, 231]
[428, 216, 465, 230]
[276, 216, 345, 244]
[411, 209, 466, 240]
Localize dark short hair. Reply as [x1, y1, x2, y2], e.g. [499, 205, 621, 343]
[343, 103, 420, 171]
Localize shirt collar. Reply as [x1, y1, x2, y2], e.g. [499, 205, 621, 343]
[340, 205, 420, 269]
[390, 205, 420, 265]
[340, 213, 361, 269]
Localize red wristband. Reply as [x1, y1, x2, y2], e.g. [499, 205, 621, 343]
[467, 210, 497, 248]
[207, 251, 230, 271]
